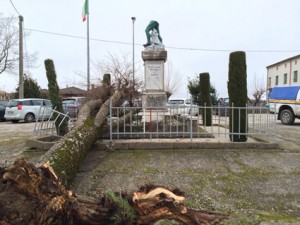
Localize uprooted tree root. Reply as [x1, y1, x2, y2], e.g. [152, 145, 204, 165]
[0, 158, 229, 225]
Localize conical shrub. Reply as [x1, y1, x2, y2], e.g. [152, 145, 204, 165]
[200, 73, 212, 126]
[228, 51, 248, 142]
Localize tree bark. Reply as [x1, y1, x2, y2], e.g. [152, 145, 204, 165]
[36, 90, 124, 187]
[0, 159, 229, 225]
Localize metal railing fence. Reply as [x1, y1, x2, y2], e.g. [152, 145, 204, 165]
[33, 106, 75, 138]
[108, 103, 276, 142]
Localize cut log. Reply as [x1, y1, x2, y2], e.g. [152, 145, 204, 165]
[0, 159, 229, 225]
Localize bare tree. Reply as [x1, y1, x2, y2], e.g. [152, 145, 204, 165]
[94, 52, 142, 105]
[164, 60, 184, 99]
[249, 73, 266, 106]
[94, 54, 182, 102]
[0, 15, 19, 75]
[0, 14, 36, 76]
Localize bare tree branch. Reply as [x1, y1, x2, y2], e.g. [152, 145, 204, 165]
[164, 60, 184, 99]
[0, 14, 36, 76]
[249, 74, 266, 106]
[93, 52, 143, 105]
[0, 16, 18, 74]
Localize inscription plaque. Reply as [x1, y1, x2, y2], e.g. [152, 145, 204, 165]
[145, 62, 163, 91]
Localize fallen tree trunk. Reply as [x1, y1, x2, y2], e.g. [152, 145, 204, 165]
[0, 159, 229, 225]
[36, 90, 124, 186]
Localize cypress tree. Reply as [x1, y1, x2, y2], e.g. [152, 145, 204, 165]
[44, 59, 68, 136]
[228, 51, 248, 142]
[199, 73, 212, 126]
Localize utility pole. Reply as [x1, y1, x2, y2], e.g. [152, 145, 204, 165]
[19, 15, 24, 98]
[86, 0, 90, 92]
[131, 17, 136, 87]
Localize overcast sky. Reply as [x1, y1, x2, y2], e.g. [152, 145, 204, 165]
[1, 0, 300, 98]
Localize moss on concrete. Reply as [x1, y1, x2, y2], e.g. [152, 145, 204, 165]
[72, 149, 300, 224]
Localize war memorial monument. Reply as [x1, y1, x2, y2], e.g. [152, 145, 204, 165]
[141, 20, 168, 120]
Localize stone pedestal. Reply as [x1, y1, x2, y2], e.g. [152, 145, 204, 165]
[142, 48, 167, 108]
[141, 48, 168, 122]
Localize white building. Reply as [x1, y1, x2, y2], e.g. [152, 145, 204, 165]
[266, 55, 300, 95]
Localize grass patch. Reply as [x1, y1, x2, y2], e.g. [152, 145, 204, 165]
[105, 189, 136, 224]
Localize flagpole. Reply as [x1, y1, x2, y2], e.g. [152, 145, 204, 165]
[86, 0, 90, 91]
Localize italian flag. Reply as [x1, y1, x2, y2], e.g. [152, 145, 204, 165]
[82, 0, 88, 22]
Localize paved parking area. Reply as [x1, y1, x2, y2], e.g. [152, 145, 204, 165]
[265, 118, 300, 151]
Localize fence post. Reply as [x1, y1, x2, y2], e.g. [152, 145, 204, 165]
[110, 97, 112, 141]
[150, 109, 152, 141]
[190, 101, 192, 142]
[231, 102, 234, 142]
[143, 108, 146, 133]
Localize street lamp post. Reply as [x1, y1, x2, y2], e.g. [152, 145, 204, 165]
[19, 15, 24, 98]
[131, 17, 136, 88]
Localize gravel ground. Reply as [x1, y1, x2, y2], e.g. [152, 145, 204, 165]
[1, 120, 300, 224]
[0, 121, 43, 167]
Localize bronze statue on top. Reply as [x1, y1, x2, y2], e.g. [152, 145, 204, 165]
[143, 20, 164, 48]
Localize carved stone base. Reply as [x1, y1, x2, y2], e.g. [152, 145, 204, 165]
[142, 49, 167, 62]
[142, 92, 168, 122]
[142, 92, 167, 109]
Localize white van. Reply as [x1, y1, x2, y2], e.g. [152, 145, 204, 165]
[167, 98, 198, 116]
[5, 98, 52, 123]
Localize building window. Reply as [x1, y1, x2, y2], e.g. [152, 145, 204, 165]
[296, 60, 298, 65]
[268, 77, 271, 88]
[276, 66, 278, 70]
[275, 76, 279, 86]
[285, 63, 287, 68]
[284, 73, 287, 84]
[294, 71, 298, 83]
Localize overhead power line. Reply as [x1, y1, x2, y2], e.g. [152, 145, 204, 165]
[25, 28, 300, 53]
[165, 46, 300, 53]
[10, 0, 20, 15]
[26, 28, 132, 45]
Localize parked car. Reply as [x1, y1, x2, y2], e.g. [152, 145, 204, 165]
[62, 97, 87, 118]
[167, 98, 199, 116]
[0, 102, 7, 121]
[0, 100, 8, 106]
[4, 98, 52, 123]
